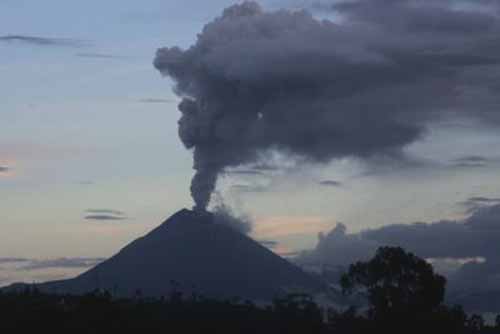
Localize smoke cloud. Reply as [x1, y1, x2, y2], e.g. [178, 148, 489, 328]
[154, 1, 500, 210]
[211, 194, 253, 234]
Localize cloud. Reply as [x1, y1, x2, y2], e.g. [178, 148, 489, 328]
[252, 215, 335, 239]
[85, 209, 125, 216]
[258, 239, 300, 257]
[451, 155, 490, 168]
[212, 201, 253, 235]
[84, 209, 127, 221]
[0, 35, 88, 47]
[75, 52, 124, 59]
[258, 240, 279, 248]
[19, 258, 105, 271]
[84, 215, 126, 221]
[251, 163, 280, 172]
[230, 184, 268, 193]
[448, 259, 499, 291]
[295, 201, 500, 310]
[459, 196, 500, 213]
[0, 258, 30, 264]
[297, 223, 378, 266]
[0, 166, 9, 173]
[465, 203, 500, 230]
[453, 156, 489, 164]
[225, 170, 264, 176]
[319, 180, 342, 187]
[138, 98, 176, 104]
[154, 1, 500, 210]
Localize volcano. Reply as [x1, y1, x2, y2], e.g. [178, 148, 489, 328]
[10, 209, 323, 300]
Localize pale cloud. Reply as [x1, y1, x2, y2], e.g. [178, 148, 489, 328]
[252, 215, 336, 239]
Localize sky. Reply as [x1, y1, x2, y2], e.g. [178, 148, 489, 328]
[1, 0, 500, 290]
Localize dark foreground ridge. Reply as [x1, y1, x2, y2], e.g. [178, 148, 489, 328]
[5, 209, 323, 300]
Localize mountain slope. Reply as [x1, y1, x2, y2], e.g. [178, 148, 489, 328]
[11, 209, 323, 300]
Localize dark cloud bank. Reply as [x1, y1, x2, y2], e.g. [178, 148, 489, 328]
[155, 0, 500, 211]
[296, 200, 500, 310]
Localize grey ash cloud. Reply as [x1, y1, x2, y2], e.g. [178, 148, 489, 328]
[84, 209, 127, 221]
[213, 202, 253, 235]
[154, 1, 500, 211]
[319, 180, 342, 187]
[0, 35, 88, 47]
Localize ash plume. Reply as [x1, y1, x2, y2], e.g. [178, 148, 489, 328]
[212, 199, 253, 235]
[154, 1, 500, 210]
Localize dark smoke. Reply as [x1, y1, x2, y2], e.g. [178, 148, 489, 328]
[154, 1, 500, 210]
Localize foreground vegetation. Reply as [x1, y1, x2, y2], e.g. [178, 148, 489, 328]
[1, 247, 499, 333]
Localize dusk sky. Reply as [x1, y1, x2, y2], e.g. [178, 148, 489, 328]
[2, 0, 500, 288]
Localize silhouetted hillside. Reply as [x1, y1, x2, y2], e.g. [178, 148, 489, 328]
[6, 209, 323, 300]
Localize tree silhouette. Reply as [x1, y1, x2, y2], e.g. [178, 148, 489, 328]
[467, 314, 485, 333]
[340, 246, 446, 318]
